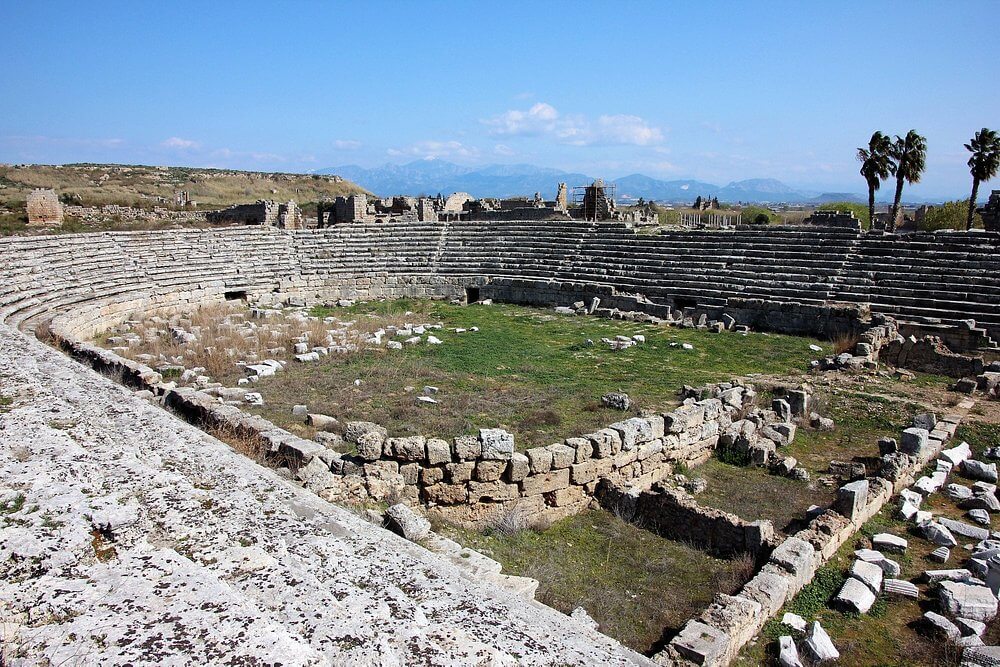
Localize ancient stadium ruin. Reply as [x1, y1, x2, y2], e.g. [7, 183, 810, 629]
[2, 220, 1000, 665]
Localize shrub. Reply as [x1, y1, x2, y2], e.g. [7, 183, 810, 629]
[918, 199, 983, 231]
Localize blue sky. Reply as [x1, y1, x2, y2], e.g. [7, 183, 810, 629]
[1, 1, 997, 197]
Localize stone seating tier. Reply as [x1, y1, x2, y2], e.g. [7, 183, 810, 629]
[1, 223, 999, 342]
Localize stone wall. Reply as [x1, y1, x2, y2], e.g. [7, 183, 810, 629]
[659, 399, 976, 666]
[206, 200, 280, 226]
[26, 188, 63, 225]
[597, 480, 775, 557]
[63, 204, 206, 224]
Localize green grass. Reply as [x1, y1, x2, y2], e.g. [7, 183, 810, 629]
[248, 299, 827, 448]
[785, 390, 917, 475]
[955, 421, 1000, 459]
[692, 460, 821, 534]
[441, 509, 753, 654]
[692, 388, 919, 535]
[0, 493, 25, 515]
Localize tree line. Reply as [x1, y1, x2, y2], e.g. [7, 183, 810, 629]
[857, 128, 999, 231]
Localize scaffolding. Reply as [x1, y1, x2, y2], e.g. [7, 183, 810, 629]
[571, 179, 617, 221]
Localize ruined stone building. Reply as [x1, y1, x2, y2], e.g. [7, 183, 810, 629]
[26, 188, 64, 225]
[802, 210, 862, 230]
[206, 199, 303, 229]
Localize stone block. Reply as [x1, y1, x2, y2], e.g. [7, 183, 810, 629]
[571, 460, 597, 485]
[506, 452, 530, 482]
[426, 437, 452, 465]
[670, 620, 728, 666]
[803, 621, 838, 662]
[565, 436, 592, 463]
[939, 581, 998, 622]
[609, 417, 654, 450]
[420, 466, 444, 486]
[520, 468, 571, 496]
[479, 428, 514, 460]
[357, 430, 386, 461]
[833, 577, 876, 613]
[548, 443, 576, 469]
[526, 447, 553, 473]
[399, 462, 420, 485]
[424, 483, 468, 505]
[550, 486, 585, 507]
[446, 461, 474, 483]
[468, 480, 519, 502]
[475, 459, 506, 482]
[834, 479, 870, 521]
[453, 435, 481, 460]
[385, 503, 430, 541]
[900, 427, 931, 457]
[665, 404, 705, 434]
[848, 559, 883, 593]
[390, 436, 426, 461]
[591, 428, 622, 457]
[770, 537, 816, 578]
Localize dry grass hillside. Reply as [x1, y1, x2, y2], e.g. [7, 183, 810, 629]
[0, 163, 369, 209]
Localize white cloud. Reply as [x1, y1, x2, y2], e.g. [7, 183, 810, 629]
[593, 115, 663, 146]
[485, 102, 561, 137]
[334, 139, 362, 150]
[493, 144, 515, 156]
[161, 137, 200, 150]
[387, 140, 480, 160]
[483, 102, 663, 147]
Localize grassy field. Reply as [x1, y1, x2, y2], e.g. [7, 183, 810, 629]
[441, 509, 754, 655]
[0, 163, 367, 209]
[244, 299, 827, 448]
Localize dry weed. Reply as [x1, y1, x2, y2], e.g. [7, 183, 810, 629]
[204, 421, 267, 463]
[832, 332, 860, 355]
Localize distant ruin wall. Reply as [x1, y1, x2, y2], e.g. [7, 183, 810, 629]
[26, 188, 63, 225]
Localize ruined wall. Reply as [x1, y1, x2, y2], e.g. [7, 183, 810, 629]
[51, 328, 759, 527]
[206, 200, 280, 226]
[660, 400, 975, 667]
[597, 481, 775, 556]
[26, 188, 63, 225]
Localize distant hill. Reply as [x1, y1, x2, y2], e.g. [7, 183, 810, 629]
[321, 160, 591, 200]
[612, 174, 718, 201]
[810, 192, 865, 204]
[0, 163, 368, 208]
[319, 160, 844, 203]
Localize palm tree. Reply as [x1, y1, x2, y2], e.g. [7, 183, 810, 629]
[888, 130, 927, 232]
[857, 131, 894, 228]
[965, 128, 1000, 230]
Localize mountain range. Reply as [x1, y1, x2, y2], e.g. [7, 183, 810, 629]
[317, 160, 869, 204]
